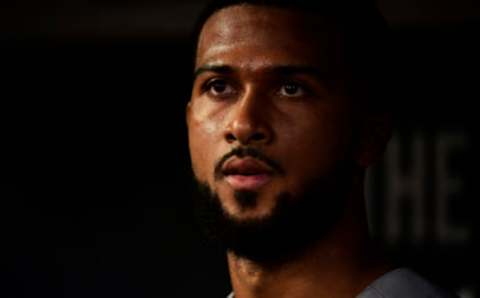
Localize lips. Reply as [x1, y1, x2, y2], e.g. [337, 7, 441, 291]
[222, 158, 273, 190]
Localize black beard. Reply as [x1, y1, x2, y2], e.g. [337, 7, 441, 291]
[194, 160, 357, 266]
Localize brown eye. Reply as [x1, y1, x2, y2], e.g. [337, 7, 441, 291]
[279, 82, 306, 97]
[205, 79, 236, 98]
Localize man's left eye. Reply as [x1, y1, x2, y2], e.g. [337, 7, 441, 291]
[278, 82, 306, 97]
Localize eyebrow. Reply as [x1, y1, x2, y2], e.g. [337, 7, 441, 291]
[193, 64, 330, 81]
[193, 64, 235, 79]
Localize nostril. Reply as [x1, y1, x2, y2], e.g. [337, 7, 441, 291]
[251, 132, 266, 141]
[226, 133, 236, 142]
[225, 127, 270, 145]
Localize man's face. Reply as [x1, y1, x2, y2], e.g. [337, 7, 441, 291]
[187, 5, 357, 223]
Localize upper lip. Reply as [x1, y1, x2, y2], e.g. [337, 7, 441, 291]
[221, 157, 274, 176]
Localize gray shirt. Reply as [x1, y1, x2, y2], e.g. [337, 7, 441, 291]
[227, 268, 456, 298]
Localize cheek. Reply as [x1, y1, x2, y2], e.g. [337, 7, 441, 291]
[188, 127, 209, 182]
[187, 113, 222, 183]
[277, 105, 353, 184]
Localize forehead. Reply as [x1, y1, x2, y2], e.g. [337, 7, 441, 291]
[196, 4, 348, 73]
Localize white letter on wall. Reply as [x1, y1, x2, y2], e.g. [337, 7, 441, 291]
[385, 134, 425, 245]
[435, 133, 469, 244]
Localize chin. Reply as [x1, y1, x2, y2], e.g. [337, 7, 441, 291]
[219, 187, 279, 219]
[227, 205, 275, 222]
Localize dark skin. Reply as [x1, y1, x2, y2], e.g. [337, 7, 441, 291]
[187, 4, 392, 298]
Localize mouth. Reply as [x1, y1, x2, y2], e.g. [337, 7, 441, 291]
[221, 157, 274, 191]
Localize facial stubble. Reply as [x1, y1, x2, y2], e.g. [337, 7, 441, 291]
[194, 157, 356, 266]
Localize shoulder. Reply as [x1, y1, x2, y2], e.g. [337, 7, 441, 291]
[357, 268, 457, 298]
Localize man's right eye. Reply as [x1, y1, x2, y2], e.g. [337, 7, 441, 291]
[203, 79, 236, 98]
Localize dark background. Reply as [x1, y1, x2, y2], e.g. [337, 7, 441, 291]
[0, 0, 478, 297]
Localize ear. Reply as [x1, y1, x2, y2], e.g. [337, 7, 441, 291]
[354, 112, 392, 168]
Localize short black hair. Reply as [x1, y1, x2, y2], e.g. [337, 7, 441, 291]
[190, 0, 392, 112]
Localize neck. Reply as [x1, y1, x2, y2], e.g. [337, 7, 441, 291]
[226, 182, 391, 298]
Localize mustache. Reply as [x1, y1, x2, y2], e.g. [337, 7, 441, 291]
[214, 146, 285, 180]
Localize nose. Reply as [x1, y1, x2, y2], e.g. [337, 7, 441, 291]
[224, 90, 273, 145]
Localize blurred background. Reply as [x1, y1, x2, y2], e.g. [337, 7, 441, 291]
[0, 0, 478, 297]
